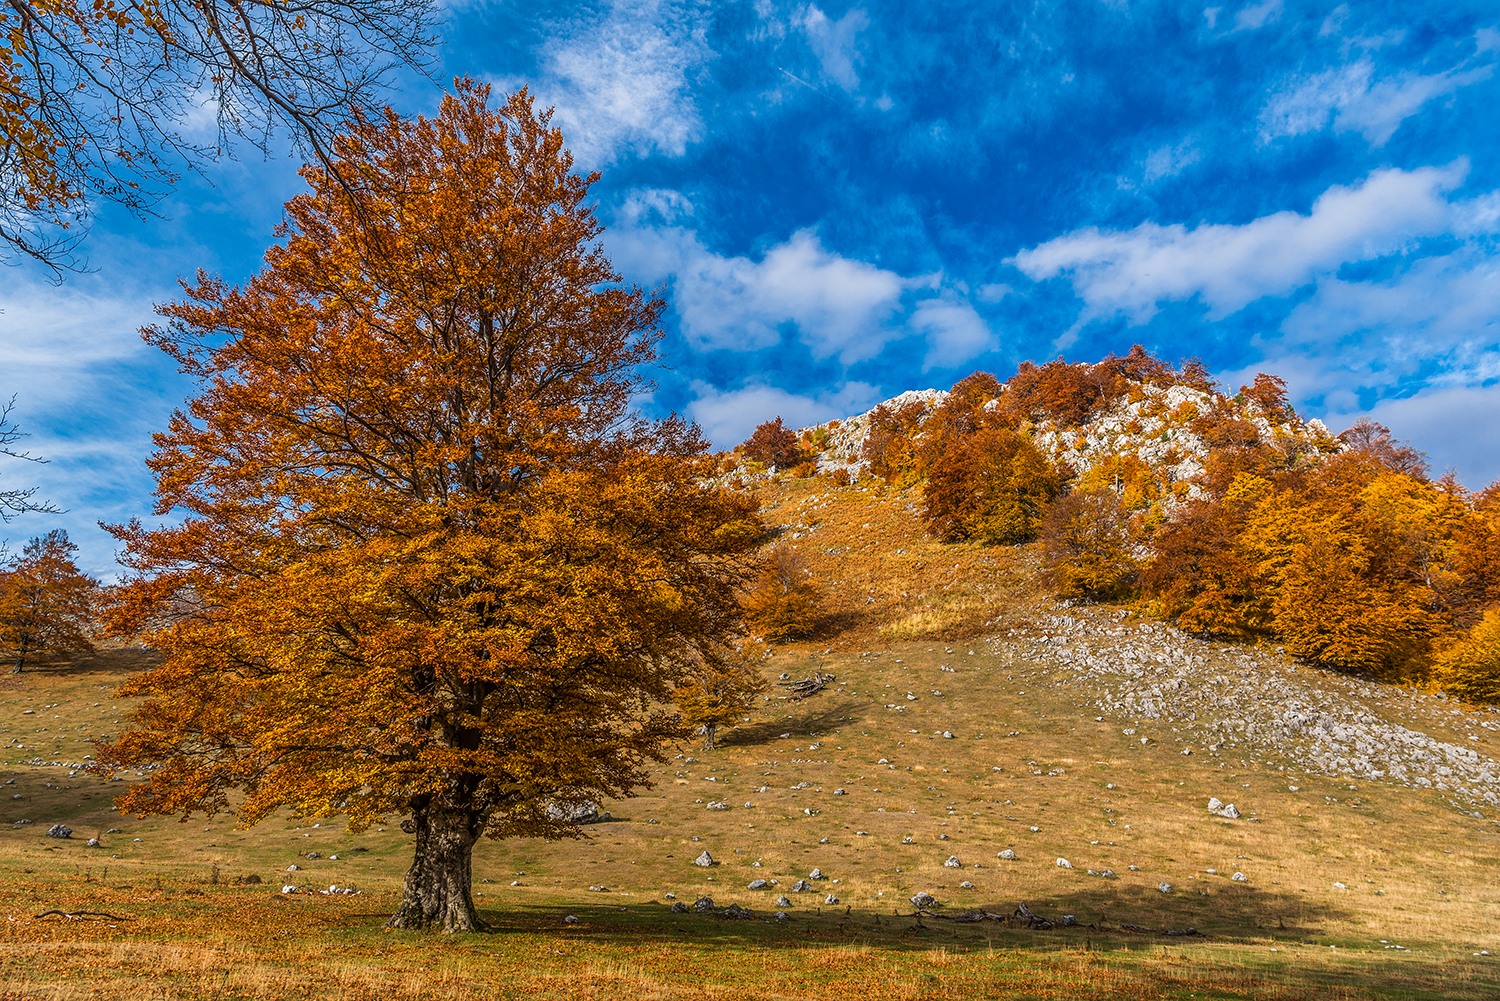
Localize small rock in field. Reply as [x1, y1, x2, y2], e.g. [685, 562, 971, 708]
[46, 824, 71, 839]
[748, 879, 768, 890]
[910, 891, 937, 909]
[1333, 882, 1347, 889]
[1128, 865, 1139, 871]
[791, 879, 812, 892]
[1232, 872, 1247, 882]
[997, 849, 1017, 860]
[564, 915, 579, 924]
[589, 885, 607, 892]
[1158, 883, 1172, 894]
[694, 850, 714, 867]
[692, 896, 717, 913]
[942, 732, 954, 739]
[824, 894, 839, 905]
[664, 892, 677, 899]
[671, 901, 690, 913]
[775, 895, 792, 907]
[705, 801, 728, 811]
[86, 837, 100, 848]
[943, 856, 961, 868]
[1100, 869, 1116, 879]
[281, 885, 298, 894]
[1062, 915, 1078, 926]
[286, 865, 300, 872]
[1056, 858, 1072, 868]
[775, 911, 788, 922]
[959, 880, 974, 889]
[833, 788, 846, 795]
[809, 868, 825, 880]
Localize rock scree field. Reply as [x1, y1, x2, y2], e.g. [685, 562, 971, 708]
[3, 475, 1499, 999]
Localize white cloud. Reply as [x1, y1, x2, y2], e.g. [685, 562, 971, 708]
[1260, 60, 1495, 147]
[1234, 0, 1282, 32]
[686, 379, 881, 448]
[610, 216, 995, 368]
[1140, 140, 1202, 185]
[798, 5, 869, 92]
[1010, 163, 1468, 324]
[910, 295, 996, 371]
[527, 0, 713, 165]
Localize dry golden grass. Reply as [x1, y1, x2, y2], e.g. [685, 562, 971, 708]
[1, 475, 1499, 997]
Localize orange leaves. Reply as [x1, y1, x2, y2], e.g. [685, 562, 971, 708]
[743, 544, 823, 641]
[102, 82, 764, 928]
[674, 656, 767, 750]
[0, 529, 97, 672]
[741, 417, 803, 469]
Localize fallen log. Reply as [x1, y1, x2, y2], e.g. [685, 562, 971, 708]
[780, 671, 834, 698]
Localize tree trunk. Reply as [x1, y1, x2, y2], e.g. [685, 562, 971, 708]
[385, 803, 487, 933]
[703, 724, 717, 751]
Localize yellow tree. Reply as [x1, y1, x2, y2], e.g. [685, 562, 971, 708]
[675, 658, 767, 750]
[0, 529, 96, 672]
[95, 82, 762, 933]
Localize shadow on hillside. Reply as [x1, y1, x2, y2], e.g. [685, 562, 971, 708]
[724, 699, 866, 746]
[464, 882, 1361, 957]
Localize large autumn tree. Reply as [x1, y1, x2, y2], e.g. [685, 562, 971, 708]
[96, 81, 761, 933]
[0, 529, 97, 672]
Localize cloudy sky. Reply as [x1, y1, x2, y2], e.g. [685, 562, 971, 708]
[3, 0, 1499, 576]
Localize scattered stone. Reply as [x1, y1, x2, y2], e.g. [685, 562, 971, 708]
[809, 868, 825, 880]
[775, 895, 792, 907]
[720, 903, 754, 919]
[910, 891, 937, 909]
[942, 731, 954, 739]
[664, 892, 677, 899]
[85, 838, 100, 848]
[1029, 826, 1040, 832]
[1100, 869, 1116, 879]
[1128, 865, 1139, 871]
[692, 896, 716, 913]
[564, 915, 579, 924]
[286, 864, 300, 872]
[824, 894, 839, 905]
[833, 788, 846, 795]
[1056, 858, 1072, 868]
[671, 901, 690, 913]
[943, 856, 962, 868]
[1333, 882, 1347, 889]
[589, 885, 607, 892]
[997, 849, 1017, 860]
[106, 828, 121, 834]
[1062, 915, 1078, 926]
[693, 850, 715, 867]
[1158, 883, 1172, 894]
[45, 823, 71, 839]
[1232, 872, 1248, 882]
[791, 879, 812, 892]
[748, 879, 768, 890]
[959, 880, 974, 889]
[705, 801, 728, 811]
[775, 911, 788, 922]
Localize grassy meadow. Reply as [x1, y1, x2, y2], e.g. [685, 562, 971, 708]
[2, 477, 1499, 999]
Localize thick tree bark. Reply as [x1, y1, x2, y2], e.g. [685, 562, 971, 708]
[385, 803, 487, 933]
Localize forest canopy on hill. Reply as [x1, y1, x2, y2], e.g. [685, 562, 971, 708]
[737, 347, 1500, 701]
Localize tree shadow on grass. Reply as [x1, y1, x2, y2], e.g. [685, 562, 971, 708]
[15, 647, 159, 680]
[724, 699, 866, 747]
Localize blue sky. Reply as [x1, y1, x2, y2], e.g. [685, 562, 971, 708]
[3, 0, 1499, 577]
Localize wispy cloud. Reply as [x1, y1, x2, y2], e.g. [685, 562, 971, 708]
[524, 0, 713, 165]
[798, 4, 868, 92]
[1260, 59, 1495, 146]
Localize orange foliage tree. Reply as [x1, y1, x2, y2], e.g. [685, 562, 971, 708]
[1040, 489, 1139, 601]
[95, 82, 762, 933]
[919, 373, 1060, 544]
[742, 417, 804, 469]
[0, 529, 96, 672]
[743, 544, 823, 640]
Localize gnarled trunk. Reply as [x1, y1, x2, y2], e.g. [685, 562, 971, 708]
[385, 803, 486, 933]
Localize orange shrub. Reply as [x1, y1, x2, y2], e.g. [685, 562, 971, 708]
[743, 545, 823, 640]
[1040, 489, 1139, 601]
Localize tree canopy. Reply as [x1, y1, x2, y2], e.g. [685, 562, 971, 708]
[97, 81, 762, 932]
[0, 529, 96, 672]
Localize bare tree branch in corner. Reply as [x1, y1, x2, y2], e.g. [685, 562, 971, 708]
[0, 0, 439, 278]
[0, 396, 61, 522]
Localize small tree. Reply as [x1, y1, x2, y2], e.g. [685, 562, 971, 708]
[676, 658, 767, 750]
[1433, 609, 1500, 704]
[742, 417, 803, 469]
[744, 545, 822, 640]
[1040, 489, 1139, 601]
[0, 530, 97, 672]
